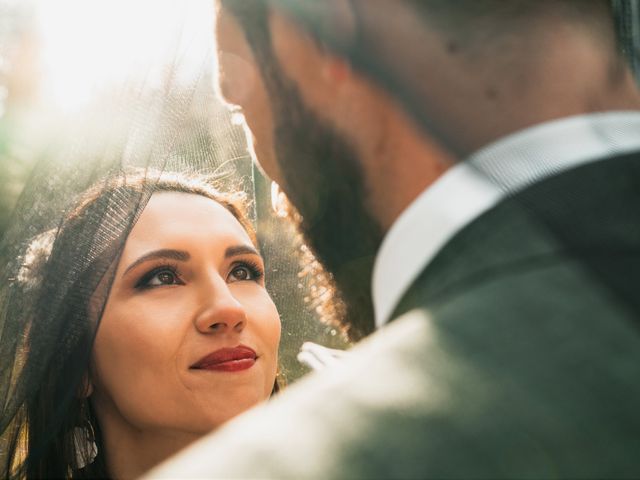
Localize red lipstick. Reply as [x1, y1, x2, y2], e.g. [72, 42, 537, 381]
[191, 346, 257, 372]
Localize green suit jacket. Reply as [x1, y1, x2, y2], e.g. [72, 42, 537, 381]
[148, 151, 640, 479]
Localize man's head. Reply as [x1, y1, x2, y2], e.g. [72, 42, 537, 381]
[214, 0, 639, 336]
[216, 0, 394, 338]
[217, 0, 635, 158]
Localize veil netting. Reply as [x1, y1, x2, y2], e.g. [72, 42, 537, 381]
[0, 1, 347, 477]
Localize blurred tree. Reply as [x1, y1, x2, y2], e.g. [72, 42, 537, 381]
[0, 0, 39, 238]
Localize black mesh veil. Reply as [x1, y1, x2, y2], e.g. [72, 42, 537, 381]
[2, 0, 639, 477]
[0, 0, 345, 477]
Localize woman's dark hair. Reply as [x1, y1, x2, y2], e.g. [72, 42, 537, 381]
[2, 169, 268, 479]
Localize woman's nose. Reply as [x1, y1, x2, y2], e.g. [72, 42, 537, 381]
[194, 282, 247, 335]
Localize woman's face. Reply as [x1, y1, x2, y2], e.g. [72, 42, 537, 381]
[91, 191, 280, 436]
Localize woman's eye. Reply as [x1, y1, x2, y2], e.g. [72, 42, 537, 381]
[152, 271, 176, 285]
[228, 262, 263, 283]
[138, 268, 182, 288]
[229, 266, 253, 282]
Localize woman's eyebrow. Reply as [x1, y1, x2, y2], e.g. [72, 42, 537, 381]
[123, 249, 190, 276]
[225, 245, 260, 258]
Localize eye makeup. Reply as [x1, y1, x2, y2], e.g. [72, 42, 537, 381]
[134, 262, 184, 290]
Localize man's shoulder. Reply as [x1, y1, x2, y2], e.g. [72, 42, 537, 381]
[396, 148, 640, 315]
[147, 289, 640, 478]
[146, 154, 640, 479]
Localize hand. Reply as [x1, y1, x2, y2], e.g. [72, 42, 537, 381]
[297, 342, 349, 371]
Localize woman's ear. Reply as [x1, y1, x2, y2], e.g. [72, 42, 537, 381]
[78, 374, 94, 398]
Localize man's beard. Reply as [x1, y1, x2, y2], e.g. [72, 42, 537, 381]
[263, 67, 384, 341]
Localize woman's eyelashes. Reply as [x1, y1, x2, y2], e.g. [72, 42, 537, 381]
[133, 259, 264, 290]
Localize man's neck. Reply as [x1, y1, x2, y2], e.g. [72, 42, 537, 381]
[412, 27, 640, 157]
[364, 96, 455, 232]
[368, 66, 640, 233]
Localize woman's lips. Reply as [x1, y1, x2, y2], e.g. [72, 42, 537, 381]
[191, 346, 257, 372]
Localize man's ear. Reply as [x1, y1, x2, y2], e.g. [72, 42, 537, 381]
[269, 9, 355, 111]
[322, 56, 351, 84]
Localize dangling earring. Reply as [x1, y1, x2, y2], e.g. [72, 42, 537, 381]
[73, 400, 98, 469]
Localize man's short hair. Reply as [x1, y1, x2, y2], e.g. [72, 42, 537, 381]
[221, 0, 620, 144]
[223, 0, 616, 63]
[221, 0, 619, 111]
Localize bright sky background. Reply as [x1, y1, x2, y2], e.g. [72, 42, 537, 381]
[36, 0, 216, 112]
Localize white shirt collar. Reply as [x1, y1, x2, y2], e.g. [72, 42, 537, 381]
[372, 111, 640, 327]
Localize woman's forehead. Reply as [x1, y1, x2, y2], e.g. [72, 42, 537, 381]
[123, 191, 252, 252]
